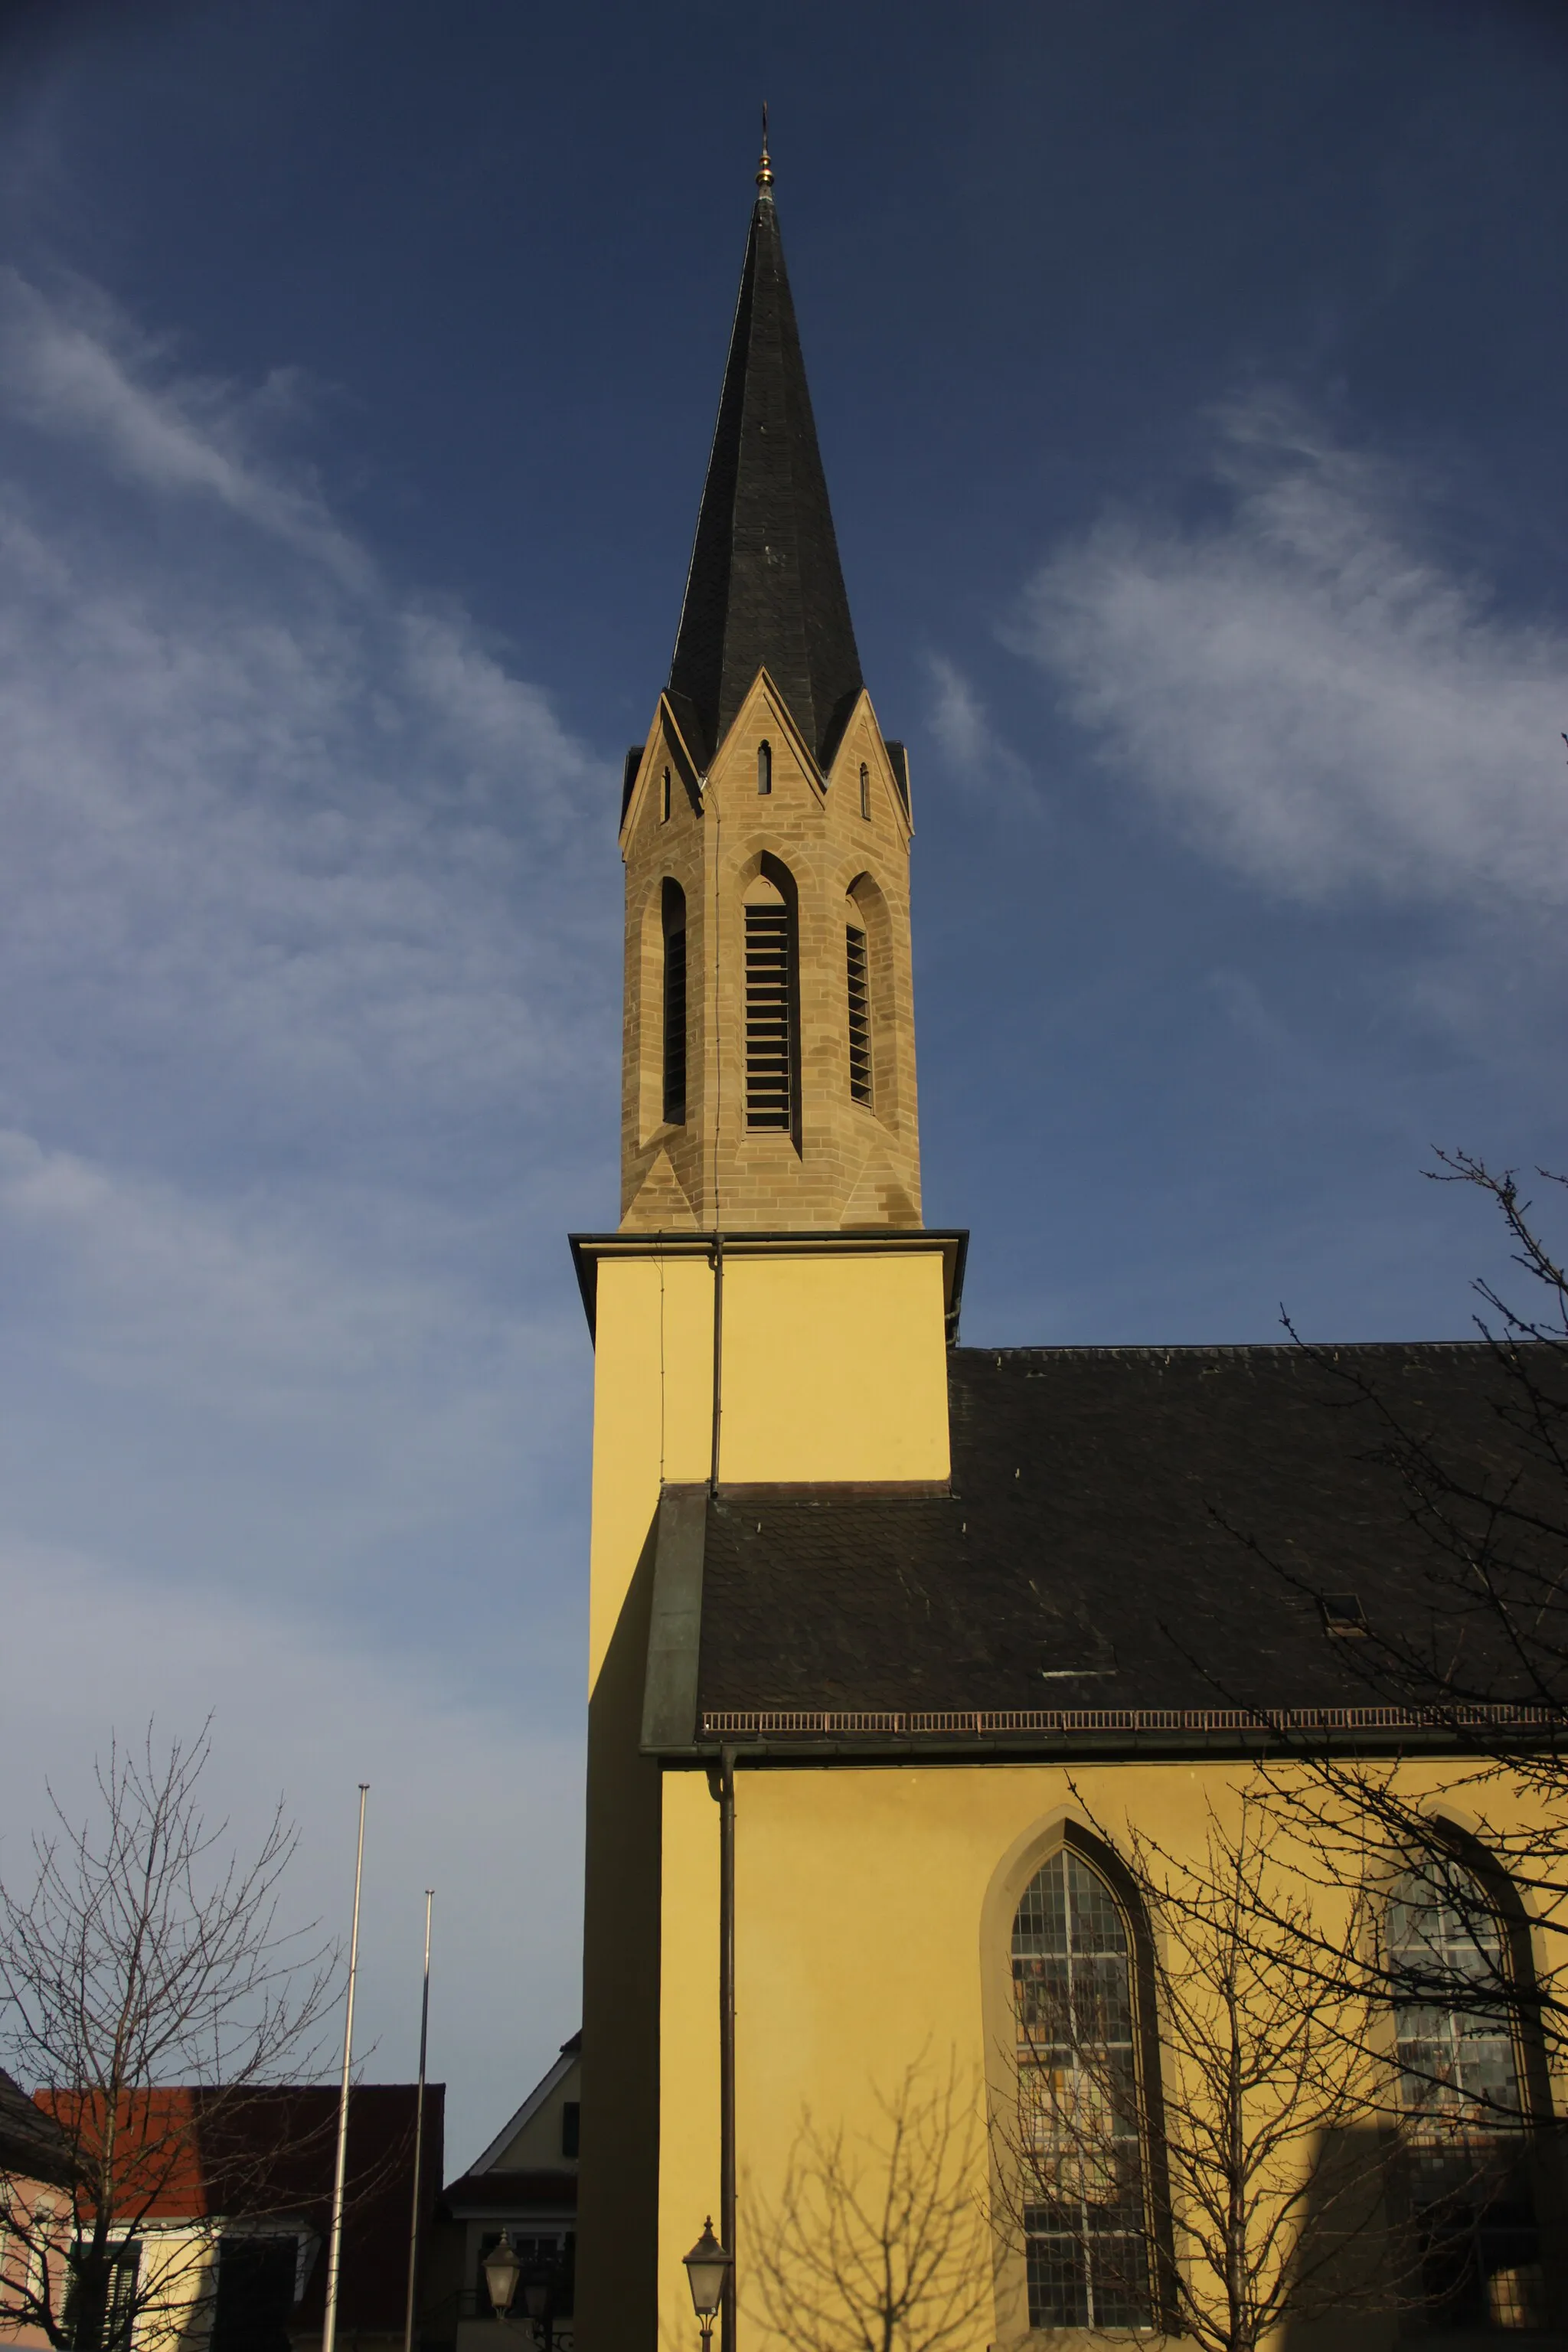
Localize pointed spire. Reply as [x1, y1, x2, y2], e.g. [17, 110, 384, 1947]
[666, 136, 864, 773]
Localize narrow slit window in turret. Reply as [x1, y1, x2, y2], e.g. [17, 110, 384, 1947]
[846, 925, 871, 1104]
[859, 762, 871, 820]
[662, 880, 687, 1125]
[757, 740, 773, 795]
[745, 901, 792, 1128]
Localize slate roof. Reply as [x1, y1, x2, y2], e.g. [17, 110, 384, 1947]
[441, 2170, 577, 2215]
[665, 1343, 1547, 1753]
[665, 178, 864, 773]
[0, 2066, 74, 2188]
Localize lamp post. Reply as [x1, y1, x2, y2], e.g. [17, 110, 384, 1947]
[682, 2220, 731, 2352]
[521, 2272, 552, 2352]
[482, 2233, 522, 2327]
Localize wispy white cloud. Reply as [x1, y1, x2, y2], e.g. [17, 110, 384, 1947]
[923, 651, 1034, 797]
[0, 272, 612, 2142]
[1017, 394, 1568, 904]
[0, 274, 619, 1144]
[0, 270, 368, 580]
[0, 1125, 480, 1401]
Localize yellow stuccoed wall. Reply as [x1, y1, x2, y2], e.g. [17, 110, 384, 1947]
[714, 1250, 949, 1487]
[653, 1758, 1562, 2352]
[577, 1231, 956, 2352]
[587, 1253, 714, 1687]
[586, 1241, 952, 1687]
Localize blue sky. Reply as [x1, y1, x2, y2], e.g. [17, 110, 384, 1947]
[0, 0, 1564, 2161]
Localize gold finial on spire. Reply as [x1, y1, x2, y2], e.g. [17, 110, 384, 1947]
[756, 102, 773, 191]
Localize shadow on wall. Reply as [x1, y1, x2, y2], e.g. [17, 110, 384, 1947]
[741, 2054, 991, 2352]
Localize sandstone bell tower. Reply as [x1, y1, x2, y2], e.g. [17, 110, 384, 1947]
[617, 137, 922, 1233]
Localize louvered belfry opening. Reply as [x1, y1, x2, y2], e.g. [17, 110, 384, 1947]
[745, 891, 792, 1130]
[846, 923, 871, 1105]
[662, 878, 687, 1125]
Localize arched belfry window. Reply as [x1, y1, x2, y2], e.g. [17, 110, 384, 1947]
[845, 914, 871, 1105]
[1389, 1854, 1544, 2329]
[743, 871, 794, 1132]
[845, 875, 889, 1116]
[1011, 1848, 1153, 2331]
[661, 879, 687, 1126]
[859, 761, 871, 820]
[757, 740, 773, 796]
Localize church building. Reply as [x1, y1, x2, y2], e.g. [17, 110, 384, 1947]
[569, 141, 1560, 2350]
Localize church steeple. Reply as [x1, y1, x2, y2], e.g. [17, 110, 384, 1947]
[616, 147, 922, 1237]
[666, 145, 864, 773]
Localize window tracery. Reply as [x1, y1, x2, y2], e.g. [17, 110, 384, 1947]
[661, 879, 687, 1125]
[1390, 1857, 1543, 2331]
[1011, 1847, 1152, 2330]
[743, 874, 792, 1131]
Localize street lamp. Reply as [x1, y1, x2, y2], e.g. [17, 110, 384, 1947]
[682, 2218, 731, 2350]
[521, 2272, 552, 2352]
[482, 2233, 522, 2324]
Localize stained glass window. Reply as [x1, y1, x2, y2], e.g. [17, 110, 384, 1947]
[1389, 1861, 1542, 2332]
[1012, 1848, 1152, 2330]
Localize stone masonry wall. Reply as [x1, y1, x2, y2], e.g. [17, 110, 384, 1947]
[618, 671, 923, 1232]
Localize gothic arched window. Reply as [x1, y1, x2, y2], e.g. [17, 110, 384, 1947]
[757, 740, 773, 796]
[742, 871, 795, 1132]
[661, 879, 687, 1126]
[1389, 1856, 1544, 2330]
[1012, 1848, 1153, 2331]
[845, 916, 871, 1105]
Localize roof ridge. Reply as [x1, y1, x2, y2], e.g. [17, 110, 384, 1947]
[956, 1339, 1498, 1359]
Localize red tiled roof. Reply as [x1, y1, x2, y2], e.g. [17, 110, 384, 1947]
[29, 2086, 443, 2331]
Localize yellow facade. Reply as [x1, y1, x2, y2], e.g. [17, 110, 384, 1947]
[583, 1237, 953, 1685]
[652, 1759, 1561, 2352]
[578, 1214, 1566, 2350]
[576, 1231, 959, 2352]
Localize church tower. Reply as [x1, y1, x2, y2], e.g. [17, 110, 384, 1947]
[572, 141, 961, 2352]
[616, 139, 923, 1234]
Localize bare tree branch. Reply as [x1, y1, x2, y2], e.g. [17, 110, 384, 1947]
[0, 1722, 339, 2352]
[990, 1792, 1434, 2352]
[745, 2053, 991, 2352]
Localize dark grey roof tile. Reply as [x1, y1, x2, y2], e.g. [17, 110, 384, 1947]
[694, 1344, 1540, 1723]
[667, 189, 863, 774]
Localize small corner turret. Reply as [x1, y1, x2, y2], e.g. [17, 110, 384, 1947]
[618, 151, 923, 1236]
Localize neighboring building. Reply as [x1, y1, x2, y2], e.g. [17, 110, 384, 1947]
[8, 2084, 441, 2352]
[0, 2069, 74, 2348]
[423, 2037, 578, 2352]
[571, 131, 1566, 2351]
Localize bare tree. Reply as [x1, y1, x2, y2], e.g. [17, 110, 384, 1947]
[991, 1792, 1427, 2352]
[745, 2054, 991, 2352]
[0, 1723, 337, 2352]
[1221, 1157, 1568, 2164]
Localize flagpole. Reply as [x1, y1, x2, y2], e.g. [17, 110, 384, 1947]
[323, 1784, 369, 2352]
[403, 1890, 434, 2352]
